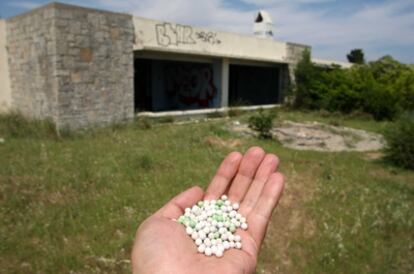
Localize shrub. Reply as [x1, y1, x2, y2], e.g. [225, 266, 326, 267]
[156, 116, 175, 124]
[206, 111, 227, 119]
[384, 112, 414, 170]
[228, 107, 247, 117]
[248, 109, 276, 139]
[135, 117, 152, 129]
[0, 112, 57, 139]
[292, 52, 414, 120]
[138, 154, 154, 169]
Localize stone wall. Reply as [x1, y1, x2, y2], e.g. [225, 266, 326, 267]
[286, 42, 311, 84]
[6, 5, 58, 122]
[6, 3, 135, 129]
[53, 4, 134, 129]
[0, 19, 12, 112]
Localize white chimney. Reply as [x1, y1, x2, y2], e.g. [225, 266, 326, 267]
[253, 10, 273, 39]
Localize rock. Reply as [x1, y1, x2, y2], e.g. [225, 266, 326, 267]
[231, 120, 385, 152]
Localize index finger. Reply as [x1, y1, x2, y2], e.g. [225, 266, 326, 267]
[247, 172, 284, 247]
[204, 151, 243, 200]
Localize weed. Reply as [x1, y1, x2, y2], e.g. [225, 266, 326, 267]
[248, 109, 276, 139]
[206, 111, 227, 119]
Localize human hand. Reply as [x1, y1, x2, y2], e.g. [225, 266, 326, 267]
[131, 146, 284, 274]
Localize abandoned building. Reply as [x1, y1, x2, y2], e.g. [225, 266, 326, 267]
[0, 2, 351, 129]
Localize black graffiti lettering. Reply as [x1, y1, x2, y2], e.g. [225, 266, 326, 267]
[155, 23, 196, 47]
[195, 31, 221, 45]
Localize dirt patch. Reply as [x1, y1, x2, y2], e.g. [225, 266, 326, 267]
[203, 135, 243, 149]
[231, 120, 385, 152]
[259, 161, 319, 274]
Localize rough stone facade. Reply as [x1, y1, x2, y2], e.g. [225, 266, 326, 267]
[286, 42, 311, 83]
[7, 6, 58, 123]
[6, 3, 135, 129]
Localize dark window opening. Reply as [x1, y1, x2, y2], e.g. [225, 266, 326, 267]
[134, 58, 152, 112]
[134, 58, 218, 112]
[229, 64, 279, 106]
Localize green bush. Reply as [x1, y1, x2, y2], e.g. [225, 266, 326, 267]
[0, 112, 57, 139]
[384, 112, 414, 170]
[293, 52, 414, 120]
[248, 109, 276, 139]
[135, 116, 152, 129]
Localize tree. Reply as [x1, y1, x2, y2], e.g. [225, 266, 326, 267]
[293, 49, 320, 109]
[347, 49, 365, 64]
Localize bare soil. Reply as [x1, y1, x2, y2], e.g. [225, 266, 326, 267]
[231, 120, 385, 152]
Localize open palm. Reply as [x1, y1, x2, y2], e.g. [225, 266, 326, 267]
[132, 147, 285, 274]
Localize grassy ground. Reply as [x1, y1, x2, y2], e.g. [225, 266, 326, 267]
[0, 110, 413, 273]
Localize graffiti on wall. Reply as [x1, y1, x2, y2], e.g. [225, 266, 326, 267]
[165, 65, 217, 107]
[195, 31, 221, 45]
[156, 23, 196, 47]
[155, 23, 221, 47]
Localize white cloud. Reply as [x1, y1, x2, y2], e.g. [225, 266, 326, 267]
[11, 0, 412, 63]
[93, 0, 414, 62]
[240, 0, 334, 6]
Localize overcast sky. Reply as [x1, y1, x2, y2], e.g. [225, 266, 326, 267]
[1, 0, 413, 63]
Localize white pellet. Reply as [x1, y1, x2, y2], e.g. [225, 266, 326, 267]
[178, 197, 249, 258]
[205, 247, 212, 256]
[195, 238, 203, 246]
[198, 232, 206, 240]
[198, 244, 206, 253]
[234, 235, 241, 242]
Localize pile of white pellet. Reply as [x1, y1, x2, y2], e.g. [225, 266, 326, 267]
[177, 195, 248, 257]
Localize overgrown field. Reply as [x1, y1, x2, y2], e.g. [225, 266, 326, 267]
[0, 110, 413, 273]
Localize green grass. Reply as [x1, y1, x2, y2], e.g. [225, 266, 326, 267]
[0, 111, 413, 273]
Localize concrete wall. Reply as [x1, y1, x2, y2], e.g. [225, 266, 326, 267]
[133, 16, 287, 63]
[6, 3, 135, 129]
[0, 20, 12, 112]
